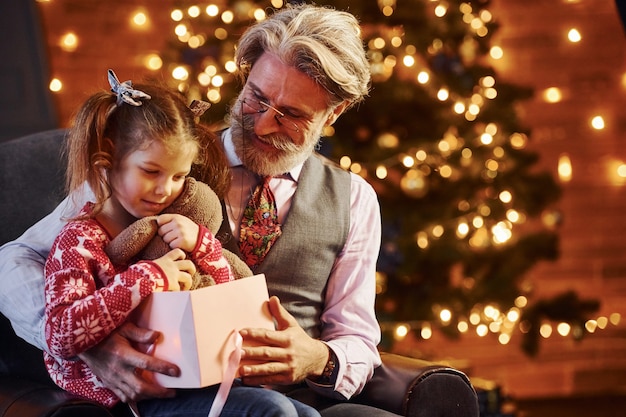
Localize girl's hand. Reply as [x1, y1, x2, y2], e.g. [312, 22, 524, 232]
[157, 214, 200, 253]
[152, 248, 194, 291]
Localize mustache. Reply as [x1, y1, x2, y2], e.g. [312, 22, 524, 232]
[235, 111, 300, 153]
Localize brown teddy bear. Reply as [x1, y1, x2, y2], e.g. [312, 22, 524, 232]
[105, 177, 252, 289]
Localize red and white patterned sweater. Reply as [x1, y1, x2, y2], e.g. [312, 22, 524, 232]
[44, 203, 233, 407]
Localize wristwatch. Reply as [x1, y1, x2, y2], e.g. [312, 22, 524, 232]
[311, 345, 338, 385]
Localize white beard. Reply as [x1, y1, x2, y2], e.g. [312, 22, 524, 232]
[228, 101, 322, 177]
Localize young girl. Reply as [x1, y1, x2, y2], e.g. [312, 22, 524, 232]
[43, 70, 320, 417]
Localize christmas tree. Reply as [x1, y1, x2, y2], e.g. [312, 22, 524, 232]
[161, 0, 599, 356]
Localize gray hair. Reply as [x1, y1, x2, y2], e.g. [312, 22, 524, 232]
[235, 3, 370, 109]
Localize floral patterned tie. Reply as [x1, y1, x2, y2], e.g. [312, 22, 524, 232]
[239, 176, 282, 269]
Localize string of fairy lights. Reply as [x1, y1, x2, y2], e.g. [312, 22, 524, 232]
[41, 0, 622, 347]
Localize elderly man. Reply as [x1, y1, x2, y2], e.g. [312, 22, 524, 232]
[0, 4, 392, 416]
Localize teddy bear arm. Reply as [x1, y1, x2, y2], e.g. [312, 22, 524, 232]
[106, 217, 159, 265]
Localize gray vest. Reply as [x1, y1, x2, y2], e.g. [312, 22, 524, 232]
[219, 154, 351, 337]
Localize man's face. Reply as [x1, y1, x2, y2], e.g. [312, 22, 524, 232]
[229, 53, 342, 176]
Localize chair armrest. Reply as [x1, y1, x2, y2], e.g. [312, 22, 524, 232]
[354, 352, 479, 417]
[0, 376, 114, 417]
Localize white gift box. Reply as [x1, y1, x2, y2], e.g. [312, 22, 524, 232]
[132, 274, 274, 388]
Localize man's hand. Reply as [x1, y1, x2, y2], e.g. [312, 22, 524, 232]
[78, 322, 180, 403]
[238, 296, 329, 386]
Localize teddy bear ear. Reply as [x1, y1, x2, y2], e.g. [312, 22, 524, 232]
[166, 177, 195, 211]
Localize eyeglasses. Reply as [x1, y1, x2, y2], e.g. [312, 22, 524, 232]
[242, 97, 301, 133]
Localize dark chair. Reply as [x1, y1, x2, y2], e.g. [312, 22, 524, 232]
[0, 129, 479, 417]
[0, 1, 58, 143]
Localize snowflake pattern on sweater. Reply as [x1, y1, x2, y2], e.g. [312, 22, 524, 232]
[43, 203, 234, 407]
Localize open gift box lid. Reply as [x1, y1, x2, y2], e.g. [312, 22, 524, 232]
[132, 274, 274, 388]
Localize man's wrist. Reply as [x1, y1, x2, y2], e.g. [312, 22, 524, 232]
[309, 344, 338, 386]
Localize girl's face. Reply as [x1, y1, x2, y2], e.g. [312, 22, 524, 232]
[108, 139, 196, 220]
